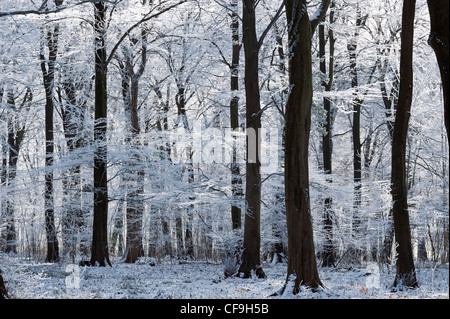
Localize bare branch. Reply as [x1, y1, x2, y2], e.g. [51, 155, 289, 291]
[106, 0, 188, 66]
[310, 0, 331, 35]
[257, 1, 285, 51]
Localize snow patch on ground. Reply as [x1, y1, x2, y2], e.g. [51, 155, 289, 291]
[1, 256, 448, 299]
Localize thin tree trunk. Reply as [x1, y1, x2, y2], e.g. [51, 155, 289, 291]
[319, 3, 336, 267]
[3, 90, 17, 254]
[223, 0, 243, 277]
[347, 9, 364, 256]
[40, 6, 61, 262]
[391, 0, 418, 289]
[230, 0, 242, 231]
[2, 89, 30, 254]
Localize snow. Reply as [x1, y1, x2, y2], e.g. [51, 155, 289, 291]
[1, 256, 448, 300]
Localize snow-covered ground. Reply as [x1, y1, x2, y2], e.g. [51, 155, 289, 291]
[1, 256, 448, 299]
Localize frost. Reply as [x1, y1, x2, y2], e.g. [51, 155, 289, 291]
[1, 256, 448, 299]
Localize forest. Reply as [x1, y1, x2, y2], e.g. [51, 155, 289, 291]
[0, 0, 448, 300]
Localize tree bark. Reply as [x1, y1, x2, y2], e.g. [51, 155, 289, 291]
[282, 0, 328, 293]
[319, 2, 336, 267]
[230, 0, 242, 231]
[91, 1, 111, 267]
[40, 4, 61, 262]
[391, 0, 418, 289]
[238, 0, 265, 279]
[1, 88, 30, 254]
[347, 8, 364, 255]
[2, 91, 19, 254]
[427, 0, 449, 142]
[0, 270, 8, 299]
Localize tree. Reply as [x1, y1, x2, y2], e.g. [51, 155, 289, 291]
[91, 1, 111, 267]
[319, 0, 336, 267]
[346, 5, 367, 257]
[223, 0, 244, 277]
[238, 0, 284, 279]
[391, 0, 418, 289]
[0, 269, 8, 299]
[282, 0, 329, 293]
[118, 19, 148, 264]
[1, 88, 30, 254]
[39, 0, 63, 263]
[426, 0, 449, 142]
[229, 0, 243, 233]
[90, 0, 186, 266]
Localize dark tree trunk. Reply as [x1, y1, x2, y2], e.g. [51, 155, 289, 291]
[230, 0, 242, 231]
[427, 0, 449, 142]
[91, 1, 111, 267]
[347, 10, 364, 253]
[282, 0, 328, 293]
[0, 270, 8, 299]
[391, 0, 418, 289]
[174, 85, 188, 260]
[223, 0, 244, 278]
[40, 7, 61, 262]
[238, 0, 265, 279]
[2, 89, 28, 254]
[3, 91, 17, 255]
[319, 4, 336, 267]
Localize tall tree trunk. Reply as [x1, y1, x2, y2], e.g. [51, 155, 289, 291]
[238, 0, 265, 279]
[319, 2, 336, 267]
[427, 0, 449, 142]
[224, 0, 243, 278]
[282, 0, 329, 293]
[91, 1, 111, 267]
[230, 0, 242, 232]
[347, 8, 364, 257]
[174, 85, 188, 260]
[391, 0, 418, 289]
[2, 89, 28, 254]
[3, 90, 17, 254]
[40, 5, 61, 262]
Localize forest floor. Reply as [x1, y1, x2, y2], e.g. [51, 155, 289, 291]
[1, 255, 448, 299]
